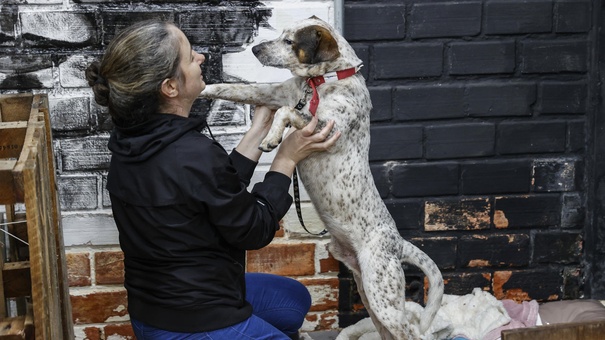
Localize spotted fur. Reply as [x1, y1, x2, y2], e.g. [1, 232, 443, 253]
[201, 16, 444, 340]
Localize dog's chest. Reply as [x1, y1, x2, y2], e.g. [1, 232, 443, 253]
[292, 75, 370, 116]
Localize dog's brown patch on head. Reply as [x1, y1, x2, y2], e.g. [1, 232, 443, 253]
[294, 25, 340, 64]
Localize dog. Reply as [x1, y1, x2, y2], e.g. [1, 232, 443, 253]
[201, 16, 444, 339]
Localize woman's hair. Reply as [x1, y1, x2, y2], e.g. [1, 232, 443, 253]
[85, 19, 182, 127]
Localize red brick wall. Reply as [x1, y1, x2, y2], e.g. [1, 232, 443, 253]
[66, 225, 340, 337]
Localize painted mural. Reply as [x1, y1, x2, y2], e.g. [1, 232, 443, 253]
[0, 0, 333, 239]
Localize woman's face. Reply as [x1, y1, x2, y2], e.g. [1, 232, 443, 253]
[174, 27, 206, 104]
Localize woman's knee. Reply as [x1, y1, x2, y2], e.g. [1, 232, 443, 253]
[247, 273, 311, 310]
[245, 273, 311, 333]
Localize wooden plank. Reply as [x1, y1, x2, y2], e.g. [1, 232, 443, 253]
[2, 261, 32, 298]
[23, 157, 54, 340]
[2, 212, 28, 262]
[21, 97, 70, 340]
[33, 95, 75, 340]
[0, 94, 33, 122]
[2, 93, 74, 340]
[0, 121, 27, 159]
[0, 249, 6, 319]
[0, 335, 27, 339]
[502, 320, 605, 340]
[0, 160, 17, 204]
[8, 219, 29, 261]
[11, 121, 42, 204]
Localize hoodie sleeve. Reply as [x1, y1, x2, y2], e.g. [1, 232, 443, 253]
[229, 149, 257, 187]
[183, 140, 293, 250]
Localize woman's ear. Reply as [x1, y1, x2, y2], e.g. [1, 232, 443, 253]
[160, 78, 179, 98]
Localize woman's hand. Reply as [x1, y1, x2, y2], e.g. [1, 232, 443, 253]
[270, 116, 341, 177]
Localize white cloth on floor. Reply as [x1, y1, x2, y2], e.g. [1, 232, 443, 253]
[337, 288, 514, 340]
[439, 288, 511, 339]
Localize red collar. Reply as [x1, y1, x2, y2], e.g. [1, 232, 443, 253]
[305, 65, 361, 115]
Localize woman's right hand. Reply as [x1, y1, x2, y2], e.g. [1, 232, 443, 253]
[269, 116, 341, 177]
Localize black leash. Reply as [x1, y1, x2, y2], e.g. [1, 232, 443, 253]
[204, 123, 216, 142]
[292, 168, 328, 236]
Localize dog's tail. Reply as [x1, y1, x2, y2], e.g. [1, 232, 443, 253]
[400, 241, 444, 335]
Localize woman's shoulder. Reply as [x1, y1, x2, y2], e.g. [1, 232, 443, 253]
[173, 131, 231, 168]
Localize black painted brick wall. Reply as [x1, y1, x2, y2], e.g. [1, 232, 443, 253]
[340, 0, 593, 326]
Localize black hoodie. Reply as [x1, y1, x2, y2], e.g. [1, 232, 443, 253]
[106, 113, 293, 332]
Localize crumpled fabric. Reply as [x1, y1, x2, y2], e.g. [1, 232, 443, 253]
[482, 299, 540, 340]
[439, 288, 512, 339]
[335, 288, 525, 340]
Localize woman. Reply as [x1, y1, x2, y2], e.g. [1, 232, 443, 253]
[85, 19, 340, 339]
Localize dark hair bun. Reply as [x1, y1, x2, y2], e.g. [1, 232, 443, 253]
[85, 61, 110, 106]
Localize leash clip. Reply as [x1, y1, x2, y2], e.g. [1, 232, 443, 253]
[294, 86, 314, 111]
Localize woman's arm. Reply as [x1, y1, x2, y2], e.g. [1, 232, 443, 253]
[234, 106, 275, 162]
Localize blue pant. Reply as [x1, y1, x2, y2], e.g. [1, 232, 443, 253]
[131, 273, 312, 339]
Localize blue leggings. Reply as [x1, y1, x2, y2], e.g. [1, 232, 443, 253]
[131, 273, 312, 339]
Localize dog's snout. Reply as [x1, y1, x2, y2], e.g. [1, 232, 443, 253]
[252, 44, 263, 56]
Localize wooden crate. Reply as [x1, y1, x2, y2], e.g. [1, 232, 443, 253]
[0, 93, 74, 340]
[502, 320, 605, 340]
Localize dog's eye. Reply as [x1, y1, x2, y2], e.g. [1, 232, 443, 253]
[284, 39, 294, 45]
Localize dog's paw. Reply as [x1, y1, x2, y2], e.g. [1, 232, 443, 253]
[258, 137, 282, 152]
[258, 144, 274, 152]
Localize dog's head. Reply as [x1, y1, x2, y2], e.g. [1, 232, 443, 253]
[252, 16, 362, 77]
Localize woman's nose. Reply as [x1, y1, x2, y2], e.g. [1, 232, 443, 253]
[196, 52, 205, 64]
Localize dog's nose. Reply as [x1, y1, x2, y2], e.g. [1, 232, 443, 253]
[252, 44, 262, 56]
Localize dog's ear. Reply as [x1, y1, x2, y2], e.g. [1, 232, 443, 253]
[294, 25, 340, 64]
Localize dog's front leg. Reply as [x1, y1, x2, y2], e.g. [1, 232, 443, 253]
[201, 82, 296, 110]
[259, 107, 309, 152]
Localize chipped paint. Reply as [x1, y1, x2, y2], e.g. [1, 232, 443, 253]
[493, 270, 512, 299]
[104, 315, 130, 323]
[107, 335, 131, 340]
[305, 281, 338, 311]
[303, 311, 338, 331]
[501, 288, 530, 302]
[533, 159, 577, 191]
[424, 198, 491, 231]
[468, 259, 490, 267]
[113, 304, 126, 313]
[493, 271, 531, 301]
[494, 210, 509, 228]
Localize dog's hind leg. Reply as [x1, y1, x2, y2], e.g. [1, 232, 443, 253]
[259, 107, 309, 151]
[330, 241, 383, 340]
[357, 248, 416, 340]
[351, 272, 399, 340]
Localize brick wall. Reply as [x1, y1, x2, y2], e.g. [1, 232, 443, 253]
[1, 0, 602, 337]
[340, 0, 596, 327]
